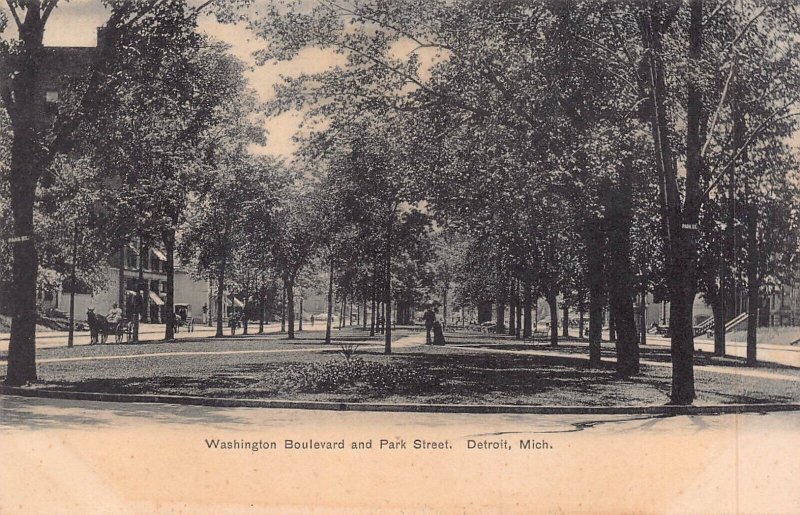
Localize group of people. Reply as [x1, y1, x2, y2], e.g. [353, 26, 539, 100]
[423, 307, 446, 346]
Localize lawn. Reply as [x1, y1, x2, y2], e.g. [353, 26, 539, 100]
[3, 329, 799, 407]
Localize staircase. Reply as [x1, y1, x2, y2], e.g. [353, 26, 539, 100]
[724, 312, 748, 333]
[692, 312, 748, 337]
[693, 316, 714, 337]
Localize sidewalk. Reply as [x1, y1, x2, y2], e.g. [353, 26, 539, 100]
[644, 334, 800, 367]
[0, 322, 282, 352]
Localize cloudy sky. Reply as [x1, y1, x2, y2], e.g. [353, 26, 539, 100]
[1, 0, 339, 159]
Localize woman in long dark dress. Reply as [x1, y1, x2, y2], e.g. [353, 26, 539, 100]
[432, 320, 446, 346]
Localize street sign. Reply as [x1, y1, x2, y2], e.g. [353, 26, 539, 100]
[7, 235, 31, 243]
[681, 224, 698, 230]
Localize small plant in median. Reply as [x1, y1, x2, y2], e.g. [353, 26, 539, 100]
[339, 341, 360, 360]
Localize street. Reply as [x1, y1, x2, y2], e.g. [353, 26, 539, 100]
[0, 322, 284, 352]
[1, 394, 798, 514]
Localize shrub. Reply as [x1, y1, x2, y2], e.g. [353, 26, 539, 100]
[284, 358, 437, 393]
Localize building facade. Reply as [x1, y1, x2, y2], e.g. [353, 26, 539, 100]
[12, 33, 210, 324]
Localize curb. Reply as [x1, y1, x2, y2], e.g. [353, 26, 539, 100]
[2, 385, 799, 415]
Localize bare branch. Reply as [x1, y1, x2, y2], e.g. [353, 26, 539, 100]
[729, 6, 768, 50]
[5, 0, 23, 30]
[194, 0, 217, 14]
[701, 61, 736, 157]
[41, 0, 59, 25]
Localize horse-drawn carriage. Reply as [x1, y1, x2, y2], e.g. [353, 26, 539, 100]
[174, 303, 194, 333]
[87, 309, 133, 344]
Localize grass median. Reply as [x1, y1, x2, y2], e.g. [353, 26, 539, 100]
[3, 328, 799, 407]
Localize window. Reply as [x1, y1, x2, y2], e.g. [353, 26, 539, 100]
[45, 91, 59, 103]
[126, 248, 138, 269]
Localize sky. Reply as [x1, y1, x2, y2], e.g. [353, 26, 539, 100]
[2, 1, 798, 159]
[0, 0, 338, 159]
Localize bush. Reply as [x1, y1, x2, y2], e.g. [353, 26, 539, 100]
[284, 358, 437, 393]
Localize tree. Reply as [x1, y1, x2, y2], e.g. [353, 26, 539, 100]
[180, 155, 279, 337]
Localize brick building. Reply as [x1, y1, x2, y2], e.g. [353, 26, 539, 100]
[2, 31, 210, 324]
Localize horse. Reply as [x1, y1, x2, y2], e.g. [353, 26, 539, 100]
[86, 309, 112, 344]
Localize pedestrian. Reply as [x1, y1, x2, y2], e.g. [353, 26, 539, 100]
[229, 312, 238, 336]
[423, 307, 435, 345]
[432, 319, 446, 346]
[202, 303, 208, 325]
[311, 314, 315, 327]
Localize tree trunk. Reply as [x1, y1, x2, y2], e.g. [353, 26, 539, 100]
[586, 215, 605, 366]
[579, 308, 585, 340]
[496, 302, 506, 335]
[516, 288, 522, 339]
[605, 158, 640, 376]
[118, 247, 126, 315]
[258, 285, 265, 334]
[639, 290, 647, 346]
[443, 282, 449, 331]
[362, 295, 368, 331]
[286, 276, 295, 339]
[384, 215, 393, 354]
[745, 188, 758, 365]
[562, 304, 569, 338]
[522, 280, 532, 339]
[298, 296, 303, 332]
[242, 293, 249, 335]
[608, 307, 616, 341]
[280, 285, 286, 333]
[370, 276, 376, 336]
[508, 288, 516, 336]
[547, 291, 558, 347]
[215, 257, 225, 338]
[136, 236, 148, 323]
[379, 301, 385, 334]
[325, 254, 334, 345]
[164, 229, 176, 341]
[325, 252, 334, 344]
[67, 222, 78, 348]
[340, 292, 346, 329]
[711, 297, 725, 356]
[640, 0, 701, 404]
[4, 12, 47, 386]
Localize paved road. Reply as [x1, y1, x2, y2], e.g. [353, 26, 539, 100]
[0, 322, 285, 352]
[1, 394, 797, 514]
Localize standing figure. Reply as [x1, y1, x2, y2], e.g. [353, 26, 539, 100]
[432, 319, 446, 346]
[423, 307, 436, 345]
[229, 312, 238, 336]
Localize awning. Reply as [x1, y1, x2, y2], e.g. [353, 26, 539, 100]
[150, 248, 167, 261]
[148, 290, 165, 306]
[233, 298, 245, 308]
